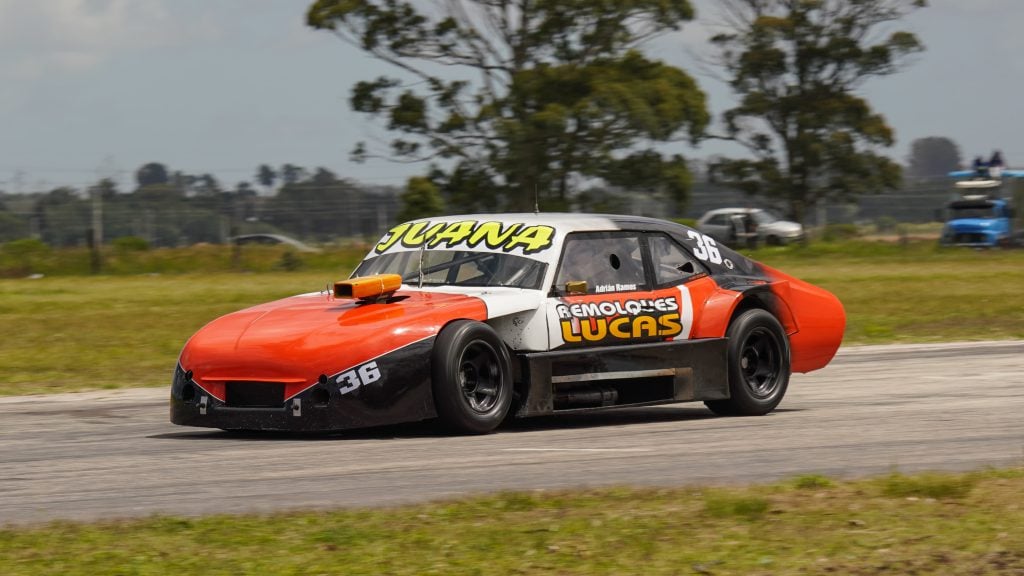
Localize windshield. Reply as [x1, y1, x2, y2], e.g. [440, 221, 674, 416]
[353, 250, 548, 290]
[751, 210, 779, 225]
[950, 206, 996, 219]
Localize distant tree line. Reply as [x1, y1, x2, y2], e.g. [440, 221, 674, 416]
[0, 162, 400, 246]
[0, 130, 974, 247]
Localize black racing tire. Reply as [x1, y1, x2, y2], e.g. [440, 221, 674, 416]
[431, 320, 513, 434]
[705, 309, 790, 416]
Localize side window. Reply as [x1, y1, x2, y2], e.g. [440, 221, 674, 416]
[555, 234, 647, 294]
[708, 214, 730, 226]
[648, 234, 703, 286]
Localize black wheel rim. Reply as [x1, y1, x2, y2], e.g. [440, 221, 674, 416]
[738, 327, 782, 399]
[458, 340, 502, 413]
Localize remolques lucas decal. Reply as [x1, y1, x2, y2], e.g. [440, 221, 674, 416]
[375, 220, 556, 256]
[550, 285, 698, 348]
[557, 296, 681, 343]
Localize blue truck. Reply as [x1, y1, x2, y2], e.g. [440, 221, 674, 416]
[941, 172, 1020, 248]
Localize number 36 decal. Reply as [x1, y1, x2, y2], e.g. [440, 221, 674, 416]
[686, 230, 722, 264]
[336, 361, 382, 395]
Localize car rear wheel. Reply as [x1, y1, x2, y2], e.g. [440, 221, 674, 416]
[432, 320, 512, 434]
[705, 309, 790, 416]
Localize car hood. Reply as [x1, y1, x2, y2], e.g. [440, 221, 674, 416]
[948, 218, 997, 232]
[179, 289, 511, 398]
[762, 221, 802, 234]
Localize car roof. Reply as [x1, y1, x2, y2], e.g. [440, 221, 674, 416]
[230, 233, 320, 252]
[373, 212, 761, 278]
[703, 207, 763, 216]
[406, 213, 693, 235]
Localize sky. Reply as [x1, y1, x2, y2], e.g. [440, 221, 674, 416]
[0, 0, 1021, 194]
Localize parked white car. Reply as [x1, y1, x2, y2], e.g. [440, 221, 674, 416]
[696, 208, 804, 246]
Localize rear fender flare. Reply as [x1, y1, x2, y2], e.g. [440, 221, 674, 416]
[692, 284, 796, 339]
[732, 284, 798, 336]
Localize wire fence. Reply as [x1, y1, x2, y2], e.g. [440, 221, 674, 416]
[2, 178, 1018, 247]
[682, 182, 964, 226]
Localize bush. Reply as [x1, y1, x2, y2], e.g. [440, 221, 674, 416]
[879, 472, 976, 500]
[703, 492, 770, 520]
[2, 237, 50, 257]
[875, 216, 898, 234]
[0, 238, 51, 277]
[792, 474, 834, 489]
[111, 236, 150, 252]
[0, 212, 30, 242]
[275, 251, 304, 271]
[823, 223, 860, 241]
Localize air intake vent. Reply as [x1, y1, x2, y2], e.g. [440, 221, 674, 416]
[226, 382, 284, 407]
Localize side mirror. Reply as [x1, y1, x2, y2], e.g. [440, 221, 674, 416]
[564, 280, 588, 295]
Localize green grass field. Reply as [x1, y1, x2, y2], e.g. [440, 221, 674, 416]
[746, 241, 1024, 344]
[1, 241, 1023, 396]
[2, 470, 1022, 575]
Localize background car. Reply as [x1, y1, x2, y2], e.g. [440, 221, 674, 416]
[229, 233, 320, 253]
[697, 208, 805, 246]
[172, 214, 843, 434]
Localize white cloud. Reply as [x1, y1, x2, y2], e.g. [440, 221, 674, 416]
[0, 0, 218, 79]
[935, 0, 1017, 14]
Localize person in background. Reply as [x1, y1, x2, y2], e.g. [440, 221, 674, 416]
[973, 155, 989, 178]
[989, 150, 1005, 179]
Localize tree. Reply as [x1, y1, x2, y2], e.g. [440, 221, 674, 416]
[135, 162, 170, 188]
[307, 0, 709, 211]
[0, 193, 29, 242]
[311, 167, 338, 187]
[280, 164, 307, 186]
[906, 136, 961, 180]
[266, 169, 368, 240]
[33, 188, 90, 246]
[256, 164, 277, 193]
[171, 171, 197, 196]
[0, 212, 29, 242]
[185, 174, 222, 200]
[228, 181, 259, 229]
[398, 176, 445, 222]
[92, 177, 119, 201]
[707, 0, 926, 224]
[427, 161, 503, 214]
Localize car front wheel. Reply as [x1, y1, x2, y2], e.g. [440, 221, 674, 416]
[705, 309, 790, 416]
[431, 320, 512, 434]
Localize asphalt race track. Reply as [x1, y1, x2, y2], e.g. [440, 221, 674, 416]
[2, 341, 1022, 526]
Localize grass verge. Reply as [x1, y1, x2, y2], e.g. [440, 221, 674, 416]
[746, 241, 1024, 344]
[2, 469, 1022, 575]
[0, 271, 342, 395]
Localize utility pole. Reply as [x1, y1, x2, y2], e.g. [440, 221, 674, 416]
[90, 157, 117, 273]
[91, 183, 103, 247]
[145, 209, 154, 245]
[89, 182, 103, 273]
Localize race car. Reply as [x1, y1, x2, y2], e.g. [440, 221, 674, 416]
[171, 214, 844, 433]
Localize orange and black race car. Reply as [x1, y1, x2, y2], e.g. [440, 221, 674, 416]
[171, 214, 844, 433]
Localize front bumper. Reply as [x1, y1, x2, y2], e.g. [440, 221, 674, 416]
[941, 231, 998, 247]
[170, 360, 436, 432]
